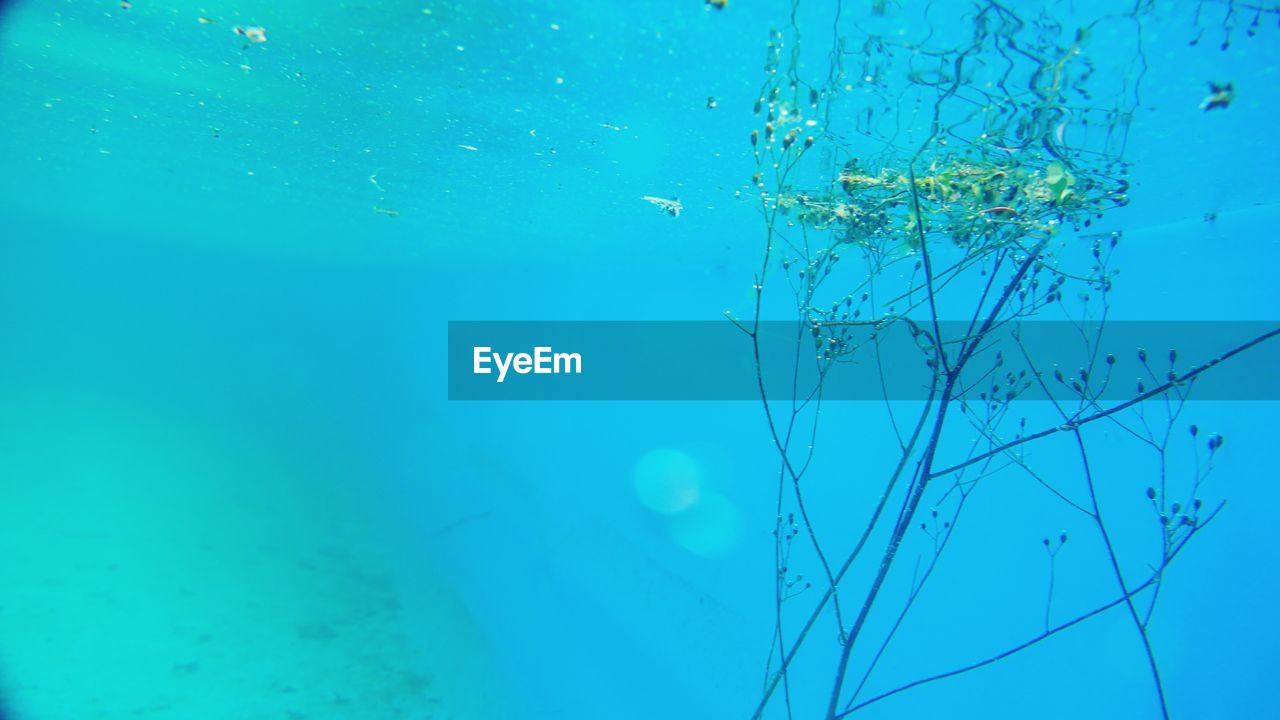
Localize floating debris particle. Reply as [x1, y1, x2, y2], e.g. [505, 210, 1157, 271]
[373, 206, 400, 218]
[458, 144, 478, 151]
[1044, 160, 1076, 203]
[198, 17, 217, 25]
[369, 174, 384, 191]
[706, 96, 718, 109]
[642, 196, 682, 218]
[234, 26, 268, 44]
[599, 122, 621, 131]
[1200, 81, 1234, 111]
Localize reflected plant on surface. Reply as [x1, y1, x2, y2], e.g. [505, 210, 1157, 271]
[729, 1, 1278, 717]
[1189, 0, 1280, 48]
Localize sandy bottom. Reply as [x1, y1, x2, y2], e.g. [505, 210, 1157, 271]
[0, 397, 503, 719]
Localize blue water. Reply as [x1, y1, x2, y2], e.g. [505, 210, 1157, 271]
[0, 1, 1277, 718]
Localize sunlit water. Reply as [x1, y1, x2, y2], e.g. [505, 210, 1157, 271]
[0, 1, 1277, 718]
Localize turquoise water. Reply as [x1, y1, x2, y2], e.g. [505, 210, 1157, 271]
[0, 1, 1277, 718]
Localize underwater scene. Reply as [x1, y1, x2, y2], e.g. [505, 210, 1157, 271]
[1, 0, 1278, 718]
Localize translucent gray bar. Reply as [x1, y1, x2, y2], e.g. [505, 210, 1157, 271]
[447, 321, 1280, 401]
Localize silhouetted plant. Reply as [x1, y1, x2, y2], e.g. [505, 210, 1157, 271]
[728, 2, 1279, 718]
